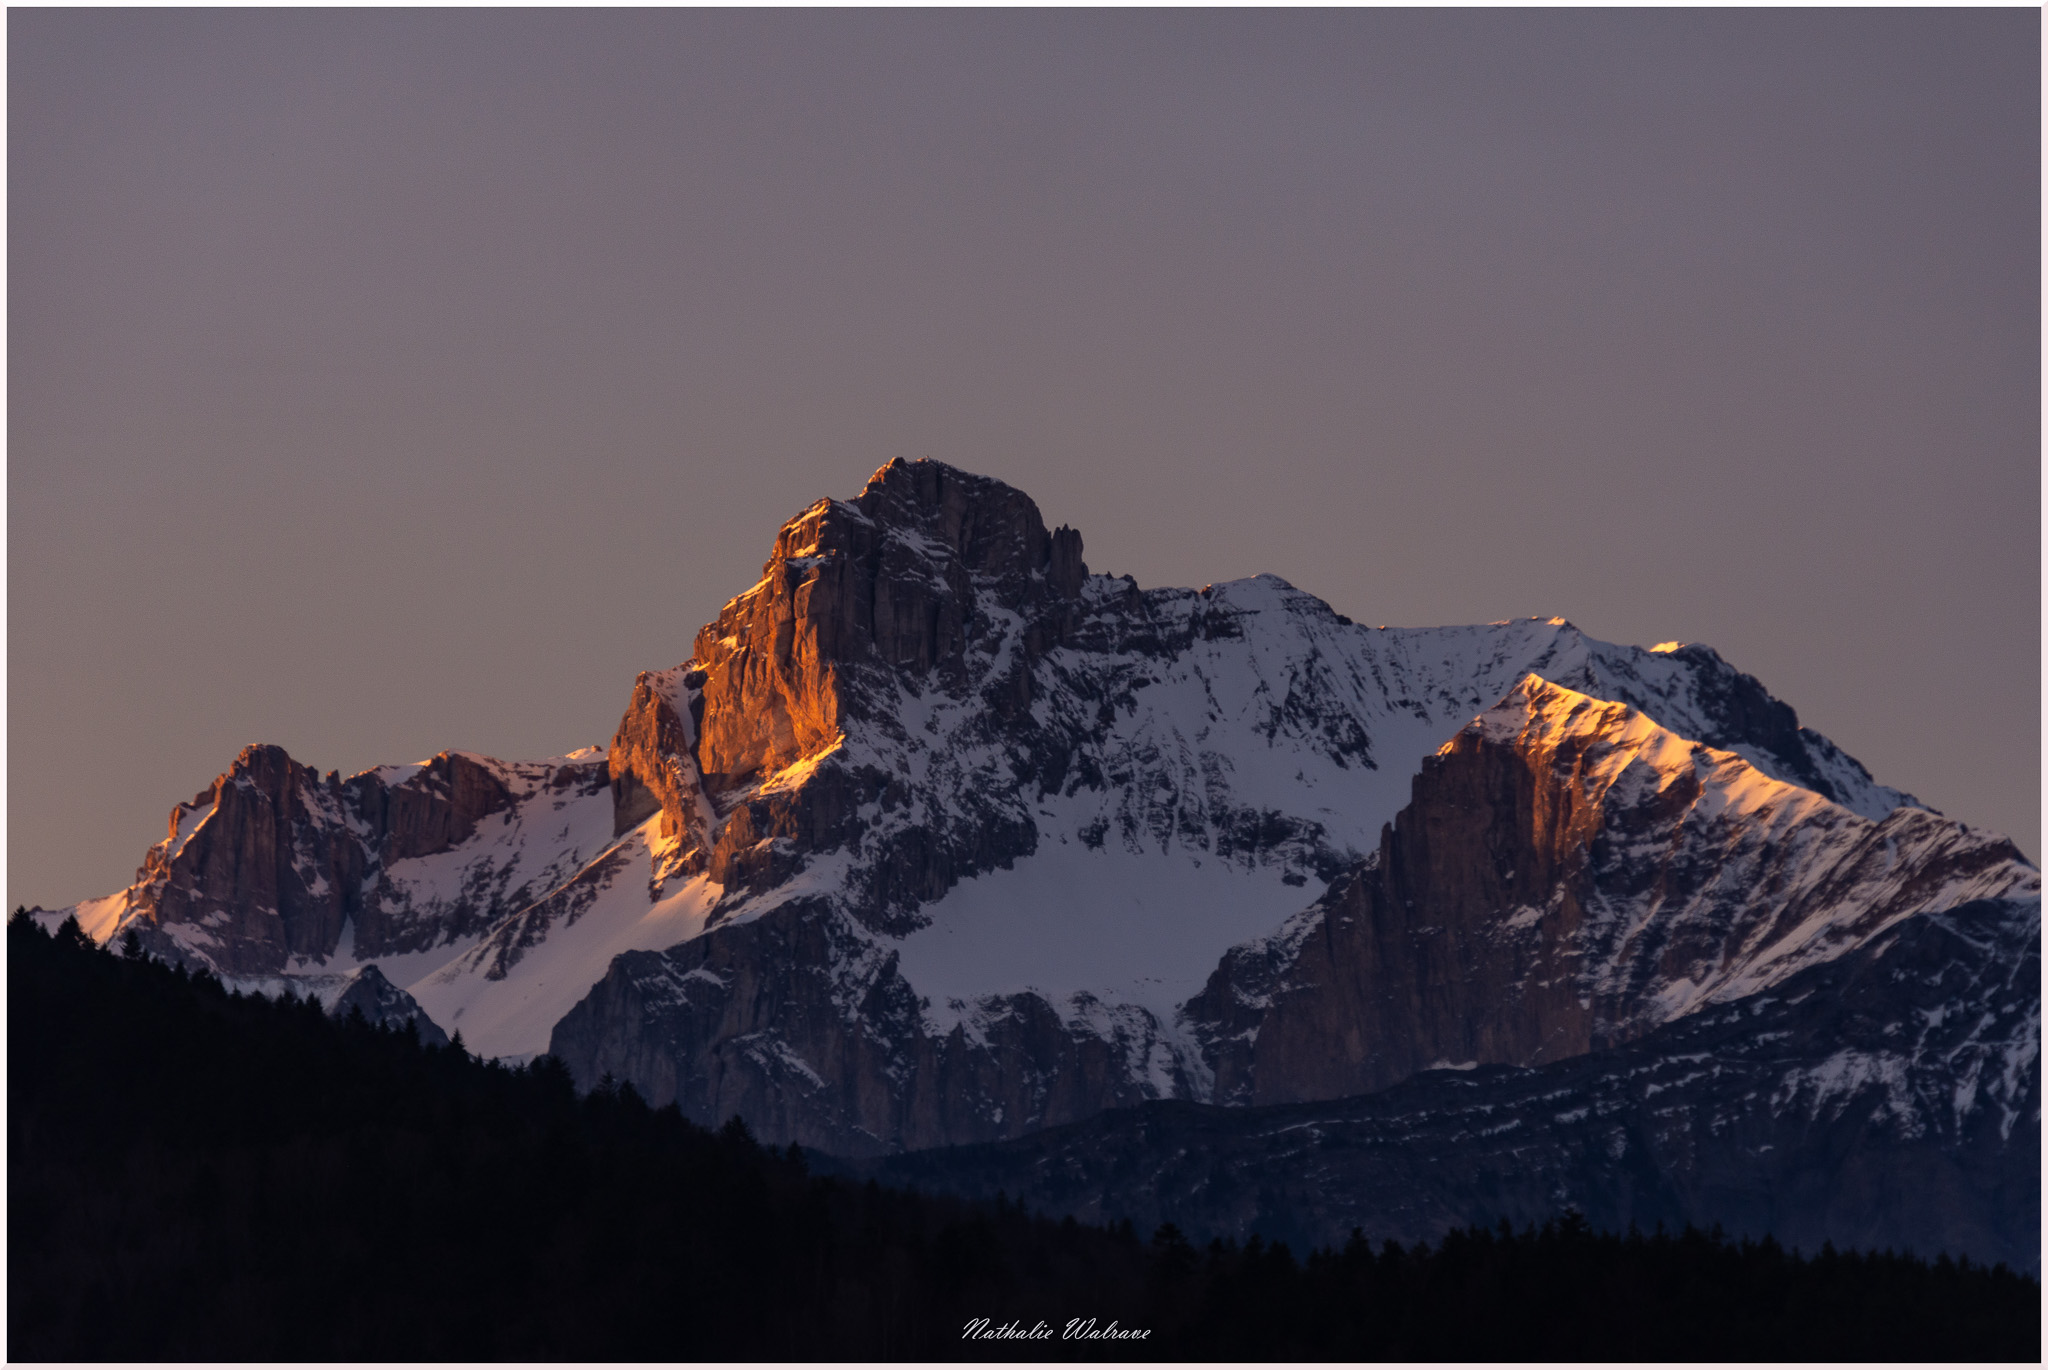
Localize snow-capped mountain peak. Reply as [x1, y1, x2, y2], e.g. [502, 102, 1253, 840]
[39, 461, 2027, 1170]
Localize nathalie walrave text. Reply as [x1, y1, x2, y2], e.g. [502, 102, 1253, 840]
[963, 1317, 1151, 1342]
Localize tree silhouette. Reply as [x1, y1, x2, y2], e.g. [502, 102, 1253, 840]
[8, 912, 2039, 1362]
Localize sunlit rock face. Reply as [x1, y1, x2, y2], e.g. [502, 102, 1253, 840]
[607, 457, 1090, 922]
[70, 745, 612, 978]
[128, 743, 364, 976]
[41, 458, 2036, 1221]
[684, 457, 1086, 789]
[1184, 678, 2037, 1107]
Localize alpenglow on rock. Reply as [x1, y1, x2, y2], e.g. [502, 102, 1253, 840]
[1182, 677, 2033, 1106]
[42, 460, 2036, 1208]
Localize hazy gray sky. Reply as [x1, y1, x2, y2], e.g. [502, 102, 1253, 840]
[10, 9, 2039, 907]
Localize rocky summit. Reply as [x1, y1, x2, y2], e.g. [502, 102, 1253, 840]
[39, 458, 2039, 1263]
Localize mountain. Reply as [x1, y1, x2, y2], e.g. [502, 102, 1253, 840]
[34, 459, 2037, 1257]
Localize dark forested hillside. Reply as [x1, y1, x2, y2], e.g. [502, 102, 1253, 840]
[9, 911, 2037, 1361]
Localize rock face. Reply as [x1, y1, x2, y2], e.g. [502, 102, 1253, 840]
[133, 744, 363, 976]
[863, 895, 2042, 1275]
[77, 747, 612, 978]
[1184, 678, 2036, 1106]
[328, 965, 451, 1047]
[607, 459, 1090, 926]
[550, 897, 1199, 1156]
[684, 460, 1085, 789]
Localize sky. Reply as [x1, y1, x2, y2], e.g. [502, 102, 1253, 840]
[9, 9, 2040, 908]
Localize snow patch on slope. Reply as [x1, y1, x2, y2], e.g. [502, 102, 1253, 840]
[406, 831, 722, 1061]
[894, 834, 1313, 1030]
